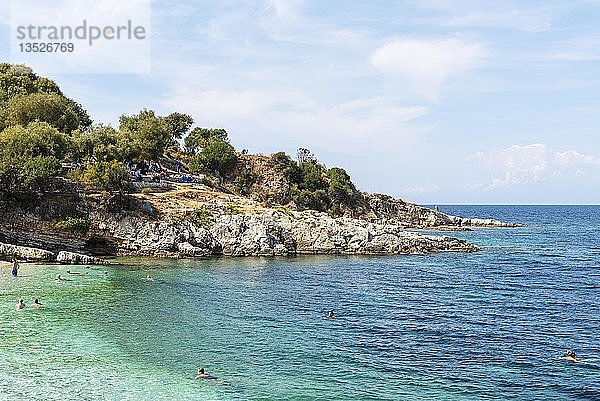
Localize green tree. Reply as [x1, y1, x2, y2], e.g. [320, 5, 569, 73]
[298, 161, 327, 191]
[0, 64, 61, 102]
[292, 189, 329, 212]
[165, 112, 194, 139]
[0, 122, 71, 198]
[271, 151, 302, 183]
[184, 127, 229, 154]
[119, 109, 171, 161]
[326, 167, 356, 214]
[189, 141, 237, 175]
[5, 93, 82, 134]
[71, 125, 122, 162]
[0, 64, 91, 132]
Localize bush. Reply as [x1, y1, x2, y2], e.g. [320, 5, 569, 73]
[71, 125, 122, 162]
[184, 207, 213, 228]
[201, 176, 215, 188]
[55, 215, 91, 232]
[189, 141, 237, 175]
[72, 160, 130, 192]
[272, 151, 301, 183]
[298, 161, 327, 191]
[233, 172, 254, 196]
[293, 189, 329, 212]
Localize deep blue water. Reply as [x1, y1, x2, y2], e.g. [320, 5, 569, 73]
[1, 206, 599, 400]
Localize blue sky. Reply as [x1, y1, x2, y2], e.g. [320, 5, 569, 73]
[2, 0, 600, 204]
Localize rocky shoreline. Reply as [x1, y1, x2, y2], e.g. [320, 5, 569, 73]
[0, 189, 522, 264]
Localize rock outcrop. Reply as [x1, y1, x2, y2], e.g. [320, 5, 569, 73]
[0, 242, 55, 262]
[91, 208, 477, 258]
[0, 241, 108, 265]
[366, 194, 521, 228]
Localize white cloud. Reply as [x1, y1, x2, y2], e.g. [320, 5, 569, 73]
[554, 150, 600, 166]
[161, 84, 428, 155]
[371, 38, 488, 101]
[472, 144, 600, 189]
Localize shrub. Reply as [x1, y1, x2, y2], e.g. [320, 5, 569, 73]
[189, 141, 237, 175]
[233, 172, 254, 196]
[72, 160, 130, 192]
[184, 207, 213, 228]
[55, 214, 90, 233]
[201, 176, 215, 188]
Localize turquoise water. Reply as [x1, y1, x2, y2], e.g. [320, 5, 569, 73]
[1, 206, 599, 400]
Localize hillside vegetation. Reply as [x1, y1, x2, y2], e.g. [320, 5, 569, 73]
[0, 63, 371, 218]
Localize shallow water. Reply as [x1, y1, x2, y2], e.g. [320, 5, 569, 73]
[1, 206, 599, 400]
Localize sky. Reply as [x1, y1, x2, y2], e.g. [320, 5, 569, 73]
[1, 0, 600, 204]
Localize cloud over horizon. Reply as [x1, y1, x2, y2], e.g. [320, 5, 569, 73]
[471, 144, 600, 189]
[371, 38, 488, 101]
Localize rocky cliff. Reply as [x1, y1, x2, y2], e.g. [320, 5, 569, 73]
[0, 182, 520, 263]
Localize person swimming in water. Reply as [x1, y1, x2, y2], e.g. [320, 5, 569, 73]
[563, 349, 579, 362]
[33, 299, 42, 308]
[55, 274, 62, 281]
[327, 310, 335, 318]
[146, 275, 154, 281]
[16, 298, 25, 309]
[195, 367, 216, 380]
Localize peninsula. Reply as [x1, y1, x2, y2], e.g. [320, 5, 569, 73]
[0, 64, 518, 263]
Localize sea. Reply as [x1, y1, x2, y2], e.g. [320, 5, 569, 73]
[1, 205, 599, 400]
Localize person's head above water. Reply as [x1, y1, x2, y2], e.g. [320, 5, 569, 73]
[198, 367, 205, 374]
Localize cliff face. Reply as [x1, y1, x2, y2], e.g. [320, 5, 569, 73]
[0, 156, 520, 263]
[92, 209, 477, 258]
[0, 186, 484, 262]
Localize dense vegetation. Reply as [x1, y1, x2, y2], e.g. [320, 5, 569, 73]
[270, 149, 360, 215]
[0, 63, 360, 217]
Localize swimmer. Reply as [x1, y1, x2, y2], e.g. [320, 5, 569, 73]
[563, 349, 580, 362]
[327, 310, 335, 318]
[55, 274, 62, 281]
[146, 275, 154, 281]
[66, 270, 81, 275]
[16, 298, 25, 310]
[33, 299, 42, 308]
[195, 367, 216, 380]
[103, 271, 108, 278]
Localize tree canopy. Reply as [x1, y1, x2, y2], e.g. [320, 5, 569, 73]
[0, 122, 70, 199]
[184, 127, 230, 154]
[0, 63, 91, 132]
